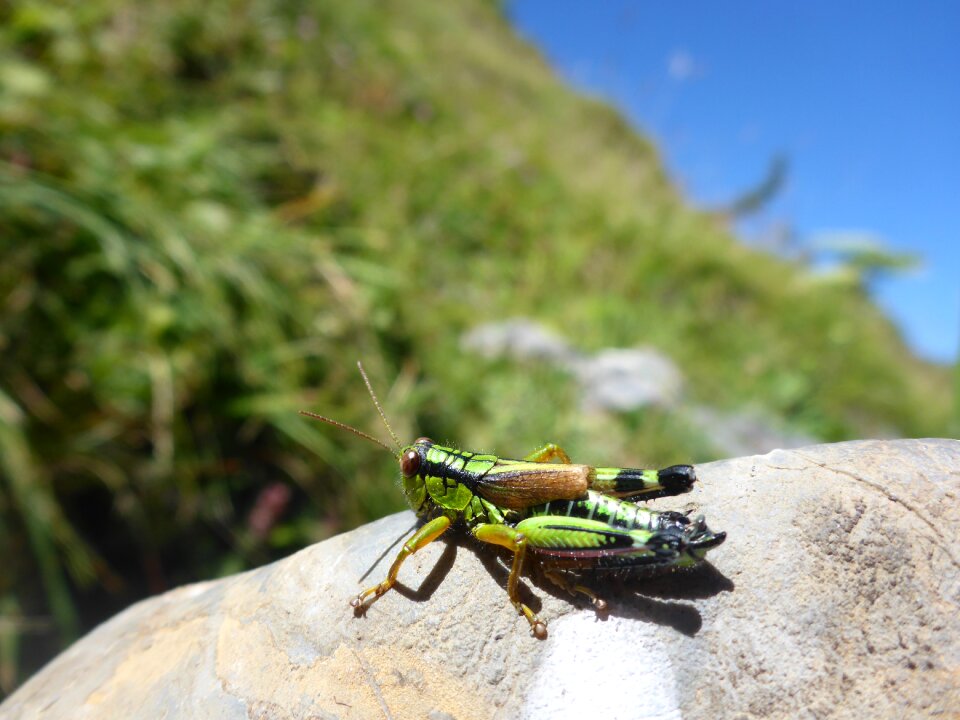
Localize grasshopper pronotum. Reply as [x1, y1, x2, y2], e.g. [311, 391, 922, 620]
[302, 363, 726, 639]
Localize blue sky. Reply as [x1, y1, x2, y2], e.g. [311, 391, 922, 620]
[509, 1, 959, 363]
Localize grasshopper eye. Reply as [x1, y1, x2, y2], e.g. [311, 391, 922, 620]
[415, 436, 433, 445]
[400, 450, 421, 477]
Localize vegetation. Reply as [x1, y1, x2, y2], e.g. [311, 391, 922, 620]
[0, 0, 950, 695]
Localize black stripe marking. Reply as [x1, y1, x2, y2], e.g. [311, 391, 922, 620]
[586, 501, 597, 521]
[613, 468, 651, 494]
[423, 449, 480, 489]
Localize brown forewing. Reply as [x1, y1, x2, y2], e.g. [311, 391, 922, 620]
[473, 463, 591, 510]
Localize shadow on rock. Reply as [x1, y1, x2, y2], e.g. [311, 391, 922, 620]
[357, 520, 419, 583]
[393, 540, 459, 602]
[471, 537, 544, 616]
[457, 537, 732, 637]
[609, 563, 735, 636]
[611, 594, 703, 636]
[352, 539, 460, 619]
[627, 562, 736, 600]
[522, 561, 733, 637]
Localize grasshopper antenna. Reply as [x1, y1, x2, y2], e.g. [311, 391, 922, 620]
[356, 361, 402, 450]
[298, 411, 397, 455]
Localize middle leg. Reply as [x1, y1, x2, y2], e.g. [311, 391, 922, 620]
[523, 443, 573, 464]
[472, 523, 548, 639]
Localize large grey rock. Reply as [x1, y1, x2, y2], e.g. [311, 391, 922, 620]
[460, 319, 685, 411]
[3, 439, 958, 719]
[460, 319, 576, 364]
[572, 348, 684, 412]
[688, 405, 819, 457]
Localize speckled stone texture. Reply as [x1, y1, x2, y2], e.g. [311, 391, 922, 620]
[3, 439, 958, 720]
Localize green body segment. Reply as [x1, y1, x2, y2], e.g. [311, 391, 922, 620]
[530, 490, 661, 531]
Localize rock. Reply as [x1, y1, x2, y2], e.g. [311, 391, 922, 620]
[461, 319, 685, 411]
[3, 439, 958, 719]
[688, 405, 819, 457]
[460, 319, 576, 364]
[572, 348, 684, 411]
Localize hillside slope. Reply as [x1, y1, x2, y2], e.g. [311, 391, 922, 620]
[0, 0, 950, 691]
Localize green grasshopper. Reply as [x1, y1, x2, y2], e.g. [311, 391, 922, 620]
[302, 363, 725, 639]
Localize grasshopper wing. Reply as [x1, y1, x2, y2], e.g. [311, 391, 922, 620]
[473, 460, 591, 510]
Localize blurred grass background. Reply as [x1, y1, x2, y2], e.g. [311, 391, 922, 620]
[0, 0, 952, 696]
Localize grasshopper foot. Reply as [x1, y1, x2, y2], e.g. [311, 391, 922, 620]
[514, 599, 548, 639]
[350, 582, 390, 612]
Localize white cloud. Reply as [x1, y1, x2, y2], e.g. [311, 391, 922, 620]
[667, 49, 698, 81]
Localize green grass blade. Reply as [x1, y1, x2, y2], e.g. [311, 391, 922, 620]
[0, 392, 79, 642]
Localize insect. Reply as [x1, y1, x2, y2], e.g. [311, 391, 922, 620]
[302, 363, 726, 639]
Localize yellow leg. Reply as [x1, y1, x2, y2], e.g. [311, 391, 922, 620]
[523, 443, 572, 464]
[543, 570, 608, 611]
[472, 523, 547, 639]
[351, 515, 451, 609]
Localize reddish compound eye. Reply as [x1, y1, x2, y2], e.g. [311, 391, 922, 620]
[400, 449, 421, 478]
[415, 437, 433, 446]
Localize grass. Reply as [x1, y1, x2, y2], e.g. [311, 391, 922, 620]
[0, 0, 951, 695]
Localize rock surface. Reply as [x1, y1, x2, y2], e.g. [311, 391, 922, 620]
[3, 439, 959, 720]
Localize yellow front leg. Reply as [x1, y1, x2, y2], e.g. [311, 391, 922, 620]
[351, 515, 451, 610]
[523, 442, 572, 464]
[472, 523, 548, 639]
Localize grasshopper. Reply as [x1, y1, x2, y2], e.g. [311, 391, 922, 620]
[302, 363, 725, 639]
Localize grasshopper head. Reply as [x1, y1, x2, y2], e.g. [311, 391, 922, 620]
[399, 437, 433, 478]
[398, 437, 434, 514]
